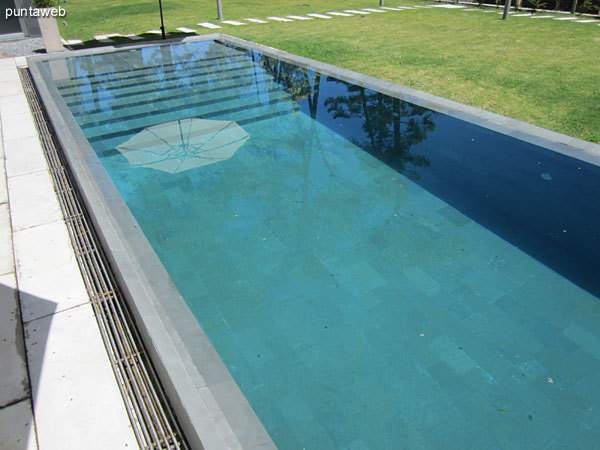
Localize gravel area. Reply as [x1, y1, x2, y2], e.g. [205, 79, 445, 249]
[0, 37, 45, 58]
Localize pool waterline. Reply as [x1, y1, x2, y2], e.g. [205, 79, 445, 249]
[27, 34, 600, 450]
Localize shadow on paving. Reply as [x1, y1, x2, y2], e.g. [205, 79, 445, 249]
[0, 282, 56, 450]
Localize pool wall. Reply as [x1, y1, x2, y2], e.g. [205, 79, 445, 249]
[26, 34, 600, 450]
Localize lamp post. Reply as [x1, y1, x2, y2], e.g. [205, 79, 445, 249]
[158, 0, 166, 39]
[217, 0, 223, 20]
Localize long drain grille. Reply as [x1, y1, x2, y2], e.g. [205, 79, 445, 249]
[19, 68, 190, 450]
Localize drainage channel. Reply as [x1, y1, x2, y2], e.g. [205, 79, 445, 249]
[19, 67, 190, 450]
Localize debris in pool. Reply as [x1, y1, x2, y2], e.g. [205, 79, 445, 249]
[528, 414, 533, 421]
[548, 377, 554, 384]
[419, 333, 425, 337]
[541, 173, 552, 181]
[497, 408, 510, 413]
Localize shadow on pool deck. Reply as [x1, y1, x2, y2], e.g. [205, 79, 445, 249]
[0, 281, 57, 450]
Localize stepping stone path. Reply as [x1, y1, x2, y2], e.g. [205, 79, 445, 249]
[267, 16, 293, 22]
[221, 20, 246, 25]
[306, 13, 333, 19]
[197, 22, 221, 29]
[73, 5, 599, 46]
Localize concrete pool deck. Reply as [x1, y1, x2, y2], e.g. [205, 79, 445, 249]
[0, 56, 138, 450]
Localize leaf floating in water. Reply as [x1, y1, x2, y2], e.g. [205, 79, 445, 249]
[548, 377, 554, 384]
[497, 409, 510, 413]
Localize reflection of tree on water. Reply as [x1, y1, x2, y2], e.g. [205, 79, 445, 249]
[254, 53, 433, 181]
[324, 83, 434, 181]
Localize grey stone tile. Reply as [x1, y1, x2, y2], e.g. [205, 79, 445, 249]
[0, 398, 37, 450]
[0, 273, 28, 408]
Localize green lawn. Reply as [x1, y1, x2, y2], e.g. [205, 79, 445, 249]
[60, 1, 600, 143]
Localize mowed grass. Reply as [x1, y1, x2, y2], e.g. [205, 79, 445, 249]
[60, 1, 600, 143]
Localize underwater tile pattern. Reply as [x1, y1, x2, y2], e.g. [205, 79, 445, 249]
[47, 40, 600, 449]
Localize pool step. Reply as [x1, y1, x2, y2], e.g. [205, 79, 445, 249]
[54, 49, 248, 86]
[76, 80, 288, 129]
[57, 59, 257, 97]
[86, 94, 299, 147]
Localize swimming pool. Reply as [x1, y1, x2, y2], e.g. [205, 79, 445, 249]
[29, 35, 600, 449]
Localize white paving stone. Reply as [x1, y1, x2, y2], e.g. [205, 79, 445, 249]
[531, 15, 555, 18]
[104, 33, 122, 38]
[432, 3, 466, 7]
[0, 399, 38, 450]
[0, 80, 24, 99]
[13, 220, 88, 322]
[266, 16, 293, 21]
[25, 304, 137, 450]
[0, 69, 19, 83]
[4, 136, 47, 178]
[554, 16, 577, 20]
[327, 11, 354, 16]
[123, 34, 143, 40]
[244, 18, 268, 23]
[7, 171, 62, 232]
[345, 9, 370, 14]
[287, 15, 313, 20]
[575, 19, 597, 22]
[197, 22, 222, 29]
[221, 20, 246, 25]
[0, 112, 36, 140]
[362, 8, 386, 12]
[176, 27, 197, 33]
[306, 13, 333, 19]
[380, 6, 403, 10]
[94, 38, 114, 43]
[0, 272, 29, 408]
[0, 205, 13, 276]
[146, 29, 164, 35]
[513, 13, 533, 16]
[0, 58, 16, 72]
[64, 39, 83, 45]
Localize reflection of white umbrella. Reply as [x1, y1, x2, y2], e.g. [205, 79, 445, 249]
[116, 118, 250, 173]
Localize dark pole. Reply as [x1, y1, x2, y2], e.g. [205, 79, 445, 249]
[380, 0, 384, 6]
[502, 0, 511, 19]
[216, 0, 223, 20]
[158, 0, 166, 39]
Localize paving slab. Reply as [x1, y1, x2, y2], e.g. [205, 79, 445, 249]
[0, 205, 13, 276]
[287, 15, 313, 20]
[513, 13, 533, 16]
[380, 6, 403, 10]
[0, 79, 24, 99]
[362, 8, 386, 12]
[0, 399, 37, 450]
[531, 15, 555, 18]
[327, 11, 354, 16]
[0, 112, 37, 140]
[554, 16, 577, 20]
[4, 136, 47, 178]
[146, 30, 164, 35]
[197, 22, 222, 29]
[6, 170, 62, 232]
[266, 16, 293, 22]
[0, 58, 16, 72]
[0, 68, 20, 83]
[344, 9, 370, 14]
[244, 18, 268, 23]
[25, 304, 137, 450]
[306, 13, 333, 19]
[575, 19, 597, 22]
[13, 220, 88, 322]
[176, 27, 197, 33]
[0, 94, 31, 117]
[221, 20, 246, 25]
[123, 34, 144, 40]
[0, 273, 28, 408]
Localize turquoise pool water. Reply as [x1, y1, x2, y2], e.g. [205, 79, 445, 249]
[46, 40, 599, 449]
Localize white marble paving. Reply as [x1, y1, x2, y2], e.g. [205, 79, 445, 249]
[244, 18, 268, 23]
[266, 16, 293, 22]
[345, 9, 370, 14]
[306, 13, 333, 19]
[287, 15, 313, 20]
[197, 22, 222, 29]
[221, 20, 246, 25]
[327, 11, 354, 16]
[176, 27, 197, 33]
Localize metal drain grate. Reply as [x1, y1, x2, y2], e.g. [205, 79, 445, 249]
[19, 68, 190, 450]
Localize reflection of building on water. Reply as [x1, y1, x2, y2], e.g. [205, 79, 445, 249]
[116, 119, 250, 173]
